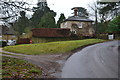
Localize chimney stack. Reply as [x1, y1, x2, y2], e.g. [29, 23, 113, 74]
[72, 7, 78, 16]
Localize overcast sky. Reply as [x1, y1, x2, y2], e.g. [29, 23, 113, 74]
[0, 0, 97, 24]
[24, 0, 97, 21]
[2, 0, 120, 22]
[47, 0, 97, 20]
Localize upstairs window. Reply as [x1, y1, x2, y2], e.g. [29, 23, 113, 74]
[71, 23, 78, 28]
[78, 23, 83, 28]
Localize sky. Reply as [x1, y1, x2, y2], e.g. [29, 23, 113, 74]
[24, 0, 97, 21]
[47, 0, 96, 21]
[2, 0, 120, 23]
[1, 0, 97, 25]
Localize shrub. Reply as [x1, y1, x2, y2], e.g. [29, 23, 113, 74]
[0, 41, 7, 47]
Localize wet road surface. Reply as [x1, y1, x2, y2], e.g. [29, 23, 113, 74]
[62, 40, 119, 78]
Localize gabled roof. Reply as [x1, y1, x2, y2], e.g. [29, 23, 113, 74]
[65, 16, 94, 22]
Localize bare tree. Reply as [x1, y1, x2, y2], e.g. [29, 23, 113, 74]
[98, 1, 120, 22]
[0, 0, 32, 25]
[88, 1, 99, 33]
[88, 1, 120, 34]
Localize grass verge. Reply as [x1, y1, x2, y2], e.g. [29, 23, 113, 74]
[2, 56, 42, 78]
[3, 39, 106, 55]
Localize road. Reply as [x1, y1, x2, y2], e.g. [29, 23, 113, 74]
[62, 40, 119, 78]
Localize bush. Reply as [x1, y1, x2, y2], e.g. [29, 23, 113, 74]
[0, 41, 7, 47]
[95, 34, 108, 40]
[115, 34, 120, 40]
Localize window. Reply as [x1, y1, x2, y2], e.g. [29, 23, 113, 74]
[71, 30, 77, 34]
[72, 23, 78, 28]
[78, 23, 83, 28]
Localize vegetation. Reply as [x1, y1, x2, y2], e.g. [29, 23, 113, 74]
[30, 1, 57, 28]
[0, 0, 30, 24]
[3, 39, 105, 55]
[0, 41, 7, 47]
[2, 1, 57, 39]
[95, 15, 120, 34]
[2, 56, 42, 78]
[57, 13, 66, 28]
[30, 1, 48, 28]
[107, 15, 120, 33]
[89, 1, 120, 34]
[96, 22, 107, 33]
[38, 12, 56, 28]
[98, 1, 119, 23]
[12, 11, 29, 36]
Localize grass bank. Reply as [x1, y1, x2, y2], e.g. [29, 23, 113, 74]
[2, 56, 42, 78]
[3, 39, 106, 55]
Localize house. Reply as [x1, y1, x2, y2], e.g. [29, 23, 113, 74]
[60, 7, 95, 37]
[0, 25, 16, 41]
[31, 28, 71, 43]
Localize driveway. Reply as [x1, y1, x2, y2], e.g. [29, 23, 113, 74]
[1, 48, 70, 78]
[62, 40, 119, 78]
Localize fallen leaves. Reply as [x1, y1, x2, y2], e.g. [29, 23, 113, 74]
[2, 56, 42, 78]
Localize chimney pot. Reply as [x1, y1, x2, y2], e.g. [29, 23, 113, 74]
[74, 8, 78, 16]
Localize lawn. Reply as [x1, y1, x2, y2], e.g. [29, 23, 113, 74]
[3, 39, 106, 55]
[2, 56, 42, 78]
